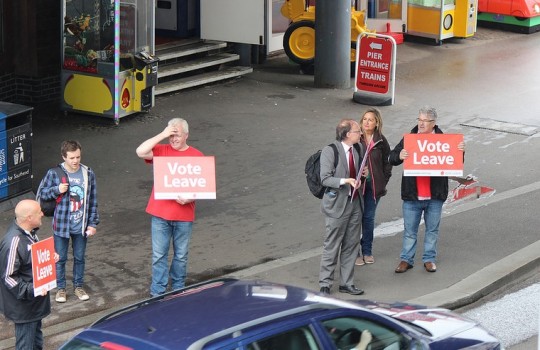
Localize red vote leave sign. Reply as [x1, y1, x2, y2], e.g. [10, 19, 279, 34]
[404, 134, 464, 176]
[153, 156, 216, 199]
[31, 237, 57, 297]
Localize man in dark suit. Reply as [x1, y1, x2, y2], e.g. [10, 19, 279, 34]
[319, 119, 366, 295]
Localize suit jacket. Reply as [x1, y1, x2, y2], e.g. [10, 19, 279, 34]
[320, 140, 363, 218]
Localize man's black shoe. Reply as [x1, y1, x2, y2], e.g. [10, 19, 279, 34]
[319, 287, 330, 295]
[338, 285, 364, 295]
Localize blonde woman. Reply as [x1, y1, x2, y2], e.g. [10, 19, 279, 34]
[355, 108, 392, 266]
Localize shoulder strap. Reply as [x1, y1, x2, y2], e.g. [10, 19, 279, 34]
[329, 143, 339, 168]
[36, 166, 66, 201]
[353, 142, 365, 158]
[329, 143, 363, 167]
[53, 166, 67, 180]
[53, 166, 69, 203]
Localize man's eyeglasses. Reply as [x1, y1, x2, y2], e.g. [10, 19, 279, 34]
[417, 118, 435, 124]
[349, 130, 362, 133]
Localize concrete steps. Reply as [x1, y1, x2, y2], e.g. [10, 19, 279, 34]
[155, 39, 253, 96]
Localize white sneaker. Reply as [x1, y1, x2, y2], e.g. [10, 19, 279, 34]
[74, 287, 90, 301]
[55, 289, 67, 303]
[363, 255, 375, 264]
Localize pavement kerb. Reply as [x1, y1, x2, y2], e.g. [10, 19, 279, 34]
[11, 207, 537, 345]
[65, 241, 540, 336]
[0, 308, 113, 349]
[2, 184, 539, 349]
[406, 239, 540, 309]
[1, 244, 538, 350]
[223, 241, 540, 312]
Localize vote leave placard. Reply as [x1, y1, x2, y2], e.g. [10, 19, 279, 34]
[31, 237, 57, 297]
[404, 134, 464, 176]
[153, 156, 216, 199]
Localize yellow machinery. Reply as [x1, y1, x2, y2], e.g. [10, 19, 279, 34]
[388, 0, 477, 42]
[361, 0, 476, 44]
[281, 0, 372, 68]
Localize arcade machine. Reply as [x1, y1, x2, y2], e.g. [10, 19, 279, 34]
[61, 0, 159, 124]
[363, 0, 477, 43]
[406, 0, 478, 42]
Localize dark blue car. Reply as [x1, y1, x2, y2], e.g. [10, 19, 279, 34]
[59, 278, 501, 350]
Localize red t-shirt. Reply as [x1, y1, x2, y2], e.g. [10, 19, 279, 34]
[145, 144, 204, 221]
[416, 176, 431, 199]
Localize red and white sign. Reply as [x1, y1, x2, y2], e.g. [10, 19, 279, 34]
[404, 134, 464, 176]
[153, 156, 216, 200]
[31, 237, 57, 297]
[356, 36, 393, 94]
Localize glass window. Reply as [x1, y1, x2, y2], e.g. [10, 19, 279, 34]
[407, 0, 455, 7]
[272, 0, 289, 34]
[322, 317, 410, 350]
[247, 326, 320, 350]
[58, 338, 106, 350]
[63, 0, 116, 73]
[62, 0, 152, 74]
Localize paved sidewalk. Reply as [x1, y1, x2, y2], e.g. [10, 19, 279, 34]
[0, 186, 538, 349]
[1, 28, 539, 348]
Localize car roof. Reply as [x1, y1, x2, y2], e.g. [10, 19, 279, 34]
[84, 279, 364, 349]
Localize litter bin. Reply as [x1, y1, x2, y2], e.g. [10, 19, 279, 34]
[0, 102, 33, 211]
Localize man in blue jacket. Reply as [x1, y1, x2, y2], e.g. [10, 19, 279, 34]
[38, 140, 99, 303]
[0, 199, 58, 350]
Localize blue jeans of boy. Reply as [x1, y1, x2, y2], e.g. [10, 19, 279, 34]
[360, 181, 379, 257]
[150, 216, 193, 296]
[400, 199, 444, 265]
[54, 233, 87, 289]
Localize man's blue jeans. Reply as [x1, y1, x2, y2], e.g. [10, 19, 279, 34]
[400, 199, 444, 265]
[15, 320, 43, 350]
[151, 216, 193, 296]
[360, 180, 380, 257]
[54, 233, 87, 289]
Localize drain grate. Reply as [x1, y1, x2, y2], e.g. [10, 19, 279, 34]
[460, 118, 538, 136]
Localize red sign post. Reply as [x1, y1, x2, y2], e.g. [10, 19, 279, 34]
[356, 36, 393, 94]
[31, 237, 57, 297]
[353, 33, 396, 106]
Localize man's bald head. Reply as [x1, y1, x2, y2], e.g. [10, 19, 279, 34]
[15, 199, 43, 231]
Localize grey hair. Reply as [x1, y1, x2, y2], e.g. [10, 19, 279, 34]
[168, 118, 189, 133]
[419, 106, 437, 121]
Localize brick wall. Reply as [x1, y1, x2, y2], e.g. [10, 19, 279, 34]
[0, 0, 60, 105]
[16, 75, 61, 105]
[0, 73, 60, 105]
[0, 74, 16, 102]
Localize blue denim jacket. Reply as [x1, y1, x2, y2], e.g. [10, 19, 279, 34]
[37, 164, 99, 237]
